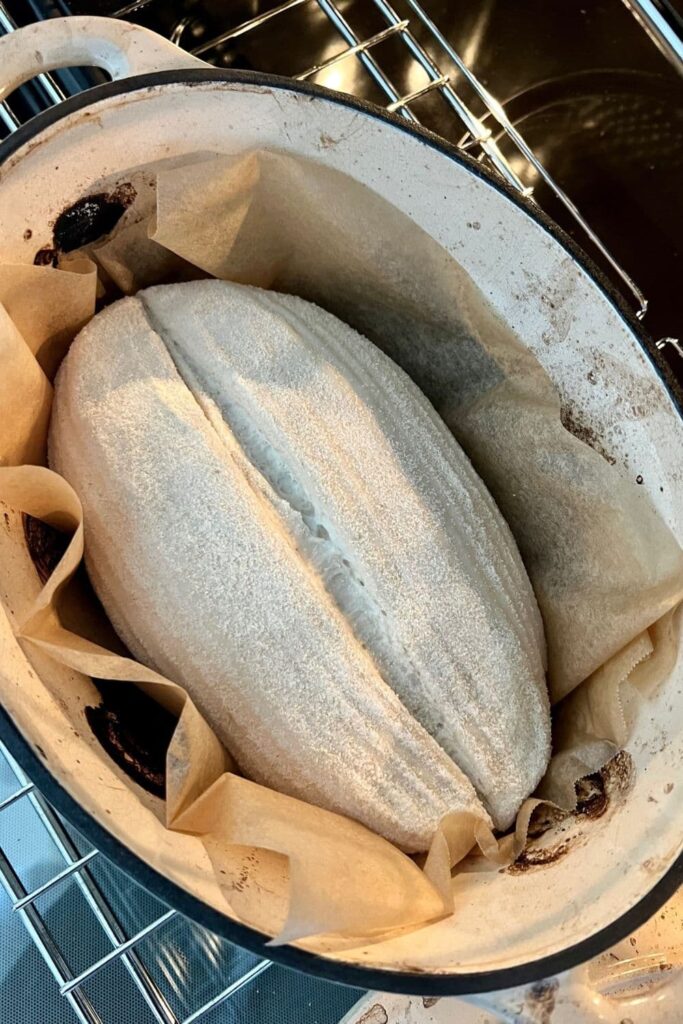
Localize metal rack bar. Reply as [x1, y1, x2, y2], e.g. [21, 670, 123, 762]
[313, 0, 416, 120]
[0, 848, 106, 1024]
[656, 336, 683, 358]
[0, 745, 181, 1024]
[621, 0, 683, 72]
[401, 0, 649, 317]
[13, 849, 99, 910]
[111, 0, 155, 18]
[60, 910, 178, 995]
[0, 101, 20, 131]
[0, 2, 66, 105]
[368, 0, 527, 191]
[387, 73, 449, 111]
[296, 21, 408, 81]
[181, 961, 273, 1024]
[0, 741, 273, 1023]
[0, 797, 106, 1024]
[31, 795, 178, 1023]
[0, 782, 34, 811]
[192, 0, 311, 55]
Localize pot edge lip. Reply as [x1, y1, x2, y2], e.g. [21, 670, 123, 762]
[1, 703, 681, 996]
[0, 66, 681, 995]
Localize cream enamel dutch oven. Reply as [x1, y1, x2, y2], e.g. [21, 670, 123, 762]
[0, 15, 681, 997]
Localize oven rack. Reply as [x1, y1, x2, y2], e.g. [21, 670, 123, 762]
[0, 739, 277, 1024]
[3, 0, 680, 321]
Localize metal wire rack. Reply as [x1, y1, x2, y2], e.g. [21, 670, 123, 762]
[0, 732, 361, 1023]
[0, 739, 275, 1024]
[0, 3, 682, 1022]
[3, 0, 681, 319]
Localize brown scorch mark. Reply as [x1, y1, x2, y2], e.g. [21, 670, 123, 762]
[560, 405, 616, 465]
[509, 751, 634, 872]
[524, 978, 559, 1023]
[23, 514, 71, 584]
[23, 514, 176, 798]
[356, 1005, 388, 1024]
[85, 679, 177, 800]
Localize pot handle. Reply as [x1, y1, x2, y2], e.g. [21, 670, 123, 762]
[0, 15, 207, 105]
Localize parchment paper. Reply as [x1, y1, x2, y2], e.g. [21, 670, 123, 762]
[0, 149, 681, 946]
[150, 151, 683, 704]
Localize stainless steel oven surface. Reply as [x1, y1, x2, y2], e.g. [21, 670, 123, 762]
[0, 3, 681, 1023]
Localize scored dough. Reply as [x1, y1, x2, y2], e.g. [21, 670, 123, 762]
[49, 280, 550, 851]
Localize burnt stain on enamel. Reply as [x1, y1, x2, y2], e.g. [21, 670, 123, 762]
[524, 978, 559, 1023]
[355, 1005, 388, 1024]
[85, 680, 177, 800]
[508, 751, 634, 873]
[23, 514, 175, 799]
[560, 404, 616, 466]
[23, 514, 71, 584]
[574, 771, 609, 820]
[508, 838, 573, 873]
[33, 246, 59, 268]
[45, 182, 137, 256]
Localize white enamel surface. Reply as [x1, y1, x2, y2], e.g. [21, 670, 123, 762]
[0, 16, 204, 104]
[0, 73, 681, 977]
[341, 887, 683, 1021]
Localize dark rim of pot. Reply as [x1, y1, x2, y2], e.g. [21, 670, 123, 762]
[0, 68, 681, 997]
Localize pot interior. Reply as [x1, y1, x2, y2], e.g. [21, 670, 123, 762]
[0, 76, 681, 980]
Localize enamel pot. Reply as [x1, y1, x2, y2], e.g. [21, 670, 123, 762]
[0, 15, 681, 1000]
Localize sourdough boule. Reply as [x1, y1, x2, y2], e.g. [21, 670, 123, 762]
[49, 280, 550, 851]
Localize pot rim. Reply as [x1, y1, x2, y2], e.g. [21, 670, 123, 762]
[0, 67, 681, 996]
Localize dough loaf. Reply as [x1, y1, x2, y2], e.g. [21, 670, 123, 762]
[49, 281, 550, 851]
